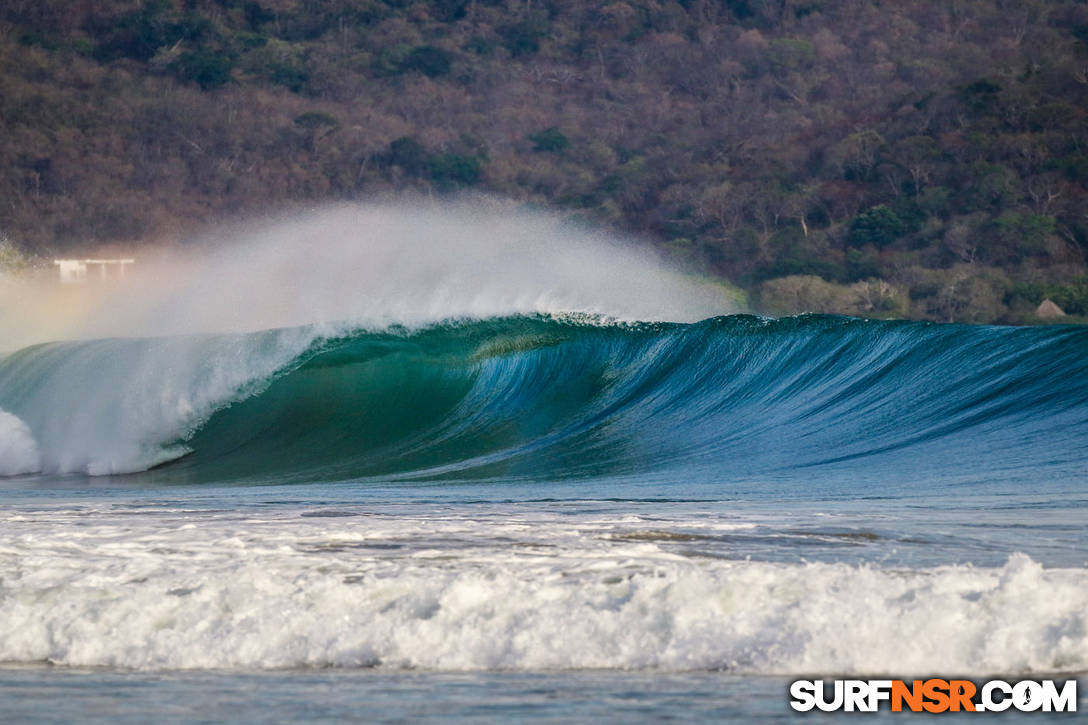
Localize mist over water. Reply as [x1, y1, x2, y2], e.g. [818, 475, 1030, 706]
[0, 201, 730, 349]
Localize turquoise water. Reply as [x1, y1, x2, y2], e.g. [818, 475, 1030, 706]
[1, 315, 1086, 720]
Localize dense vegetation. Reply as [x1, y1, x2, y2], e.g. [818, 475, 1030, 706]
[2, 0, 1088, 322]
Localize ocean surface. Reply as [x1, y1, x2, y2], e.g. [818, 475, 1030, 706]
[1, 312, 1087, 722]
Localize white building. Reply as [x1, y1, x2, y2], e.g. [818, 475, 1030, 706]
[54, 258, 135, 284]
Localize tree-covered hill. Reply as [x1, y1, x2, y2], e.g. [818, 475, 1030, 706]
[3, 0, 1088, 322]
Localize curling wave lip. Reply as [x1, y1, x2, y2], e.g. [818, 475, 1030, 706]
[1, 314, 1085, 488]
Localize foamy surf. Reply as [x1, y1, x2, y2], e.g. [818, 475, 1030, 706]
[0, 410, 39, 476]
[1, 505, 1084, 674]
[0, 327, 320, 475]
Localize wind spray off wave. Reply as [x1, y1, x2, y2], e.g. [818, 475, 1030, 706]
[0, 202, 728, 350]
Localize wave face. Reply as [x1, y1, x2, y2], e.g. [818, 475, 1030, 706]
[2, 314, 1087, 487]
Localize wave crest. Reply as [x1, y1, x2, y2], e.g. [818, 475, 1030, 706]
[2, 314, 1087, 484]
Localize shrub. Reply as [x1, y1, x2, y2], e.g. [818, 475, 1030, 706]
[0, 237, 33, 274]
[767, 38, 814, 75]
[173, 49, 235, 90]
[429, 153, 482, 190]
[93, 1, 171, 62]
[169, 13, 215, 44]
[294, 112, 339, 131]
[243, 1, 275, 29]
[465, 36, 496, 55]
[1006, 277, 1088, 316]
[386, 137, 430, 176]
[760, 275, 906, 317]
[849, 205, 906, 248]
[499, 22, 543, 58]
[399, 46, 452, 77]
[759, 275, 854, 314]
[529, 127, 569, 153]
[989, 214, 1054, 259]
[432, 0, 468, 23]
[241, 39, 308, 91]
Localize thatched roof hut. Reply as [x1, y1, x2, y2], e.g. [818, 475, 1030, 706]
[1036, 299, 1066, 318]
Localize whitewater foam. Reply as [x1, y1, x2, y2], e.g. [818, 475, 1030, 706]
[0, 506, 1084, 674]
[0, 327, 319, 475]
[0, 410, 39, 476]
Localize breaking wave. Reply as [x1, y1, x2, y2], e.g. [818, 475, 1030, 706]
[1, 506, 1084, 674]
[1, 314, 1086, 486]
